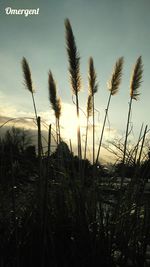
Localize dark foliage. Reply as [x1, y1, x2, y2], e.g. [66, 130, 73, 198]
[0, 128, 150, 267]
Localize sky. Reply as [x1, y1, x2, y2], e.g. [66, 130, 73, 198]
[0, 0, 150, 162]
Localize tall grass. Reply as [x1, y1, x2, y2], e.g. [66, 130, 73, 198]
[22, 57, 44, 157]
[88, 57, 98, 164]
[84, 94, 92, 160]
[121, 56, 143, 187]
[133, 123, 144, 164]
[138, 124, 148, 164]
[22, 57, 38, 122]
[1, 19, 150, 267]
[65, 18, 82, 159]
[96, 57, 124, 164]
[48, 71, 61, 144]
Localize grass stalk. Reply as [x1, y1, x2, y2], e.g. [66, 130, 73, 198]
[76, 93, 82, 158]
[37, 117, 43, 231]
[41, 124, 52, 267]
[48, 124, 52, 158]
[93, 95, 95, 164]
[122, 97, 133, 168]
[96, 92, 111, 164]
[88, 57, 98, 164]
[138, 124, 148, 164]
[121, 56, 143, 187]
[31, 91, 38, 122]
[96, 57, 123, 164]
[84, 116, 89, 160]
[84, 94, 92, 160]
[69, 139, 73, 153]
[134, 123, 144, 164]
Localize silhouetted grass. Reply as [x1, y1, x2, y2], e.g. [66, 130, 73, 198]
[0, 20, 149, 267]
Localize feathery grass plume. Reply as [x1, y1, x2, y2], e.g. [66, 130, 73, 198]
[48, 71, 61, 143]
[88, 57, 98, 96]
[65, 18, 81, 94]
[48, 71, 61, 119]
[130, 56, 143, 100]
[88, 57, 98, 164]
[22, 57, 38, 122]
[22, 57, 34, 93]
[108, 56, 124, 95]
[121, 56, 143, 188]
[96, 57, 124, 164]
[65, 18, 82, 159]
[87, 94, 92, 118]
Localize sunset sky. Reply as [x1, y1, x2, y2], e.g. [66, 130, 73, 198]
[0, 0, 150, 162]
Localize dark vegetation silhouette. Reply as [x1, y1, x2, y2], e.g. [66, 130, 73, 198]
[0, 19, 150, 267]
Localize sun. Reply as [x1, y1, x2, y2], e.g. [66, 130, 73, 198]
[60, 103, 86, 143]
